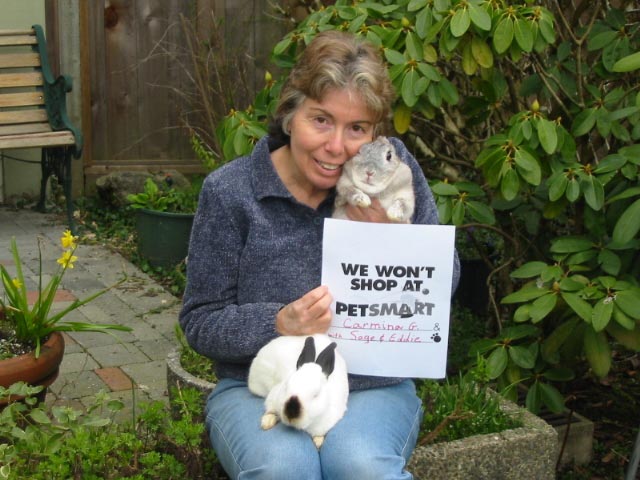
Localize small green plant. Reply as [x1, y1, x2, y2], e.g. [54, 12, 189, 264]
[127, 177, 201, 214]
[0, 231, 131, 357]
[175, 324, 217, 384]
[0, 382, 217, 479]
[416, 358, 522, 445]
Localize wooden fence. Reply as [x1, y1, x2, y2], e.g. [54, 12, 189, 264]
[44, 0, 301, 187]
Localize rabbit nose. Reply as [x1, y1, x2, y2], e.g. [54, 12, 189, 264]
[284, 396, 302, 421]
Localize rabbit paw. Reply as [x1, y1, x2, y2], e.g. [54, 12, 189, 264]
[387, 203, 407, 222]
[261, 412, 278, 430]
[351, 191, 371, 208]
[313, 435, 325, 449]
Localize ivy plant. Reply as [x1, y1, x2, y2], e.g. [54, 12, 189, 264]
[216, 0, 640, 414]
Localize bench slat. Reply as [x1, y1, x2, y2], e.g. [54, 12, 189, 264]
[0, 131, 75, 149]
[0, 91, 44, 107]
[0, 72, 43, 87]
[0, 122, 51, 136]
[0, 29, 34, 36]
[0, 34, 37, 47]
[0, 109, 48, 125]
[0, 53, 41, 68]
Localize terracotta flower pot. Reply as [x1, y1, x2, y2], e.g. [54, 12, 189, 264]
[0, 331, 65, 404]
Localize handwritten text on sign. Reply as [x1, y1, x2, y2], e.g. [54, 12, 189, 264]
[321, 219, 455, 378]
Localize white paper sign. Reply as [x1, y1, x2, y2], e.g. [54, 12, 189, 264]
[321, 219, 455, 378]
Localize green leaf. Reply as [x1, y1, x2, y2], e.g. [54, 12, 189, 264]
[465, 200, 496, 224]
[468, 2, 491, 31]
[501, 167, 520, 200]
[588, 30, 618, 51]
[29, 409, 52, 424]
[538, 15, 555, 44]
[536, 118, 558, 154]
[514, 18, 534, 52]
[580, 175, 605, 211]
[526, 382, 542, 413]
[571, 108, 597, 136]
[614, 289, 640, 319]
[530, 293, 557, 323]
[612, 198, 640, 245]
[561, 292, 593, 323]
[384, 48, 406, 65]
[493, 16, 514, 54]
[471, 36, 494, 68]
[543, 367, 575, 382]
[612, 51, 640, 72]
[541, 318, 580, 360]
[452, 198, 465, 225]
[501, 324, 540, 341]
[438, 78, 459, 105]
[502, 285, 549, 304]
[511, 261, 548, 279]
[509, 345, 536, 369]
[539, 382, 566, 413]
[594, 154, 627, 174]
[450, 8, 471, 37]
[597, 249, 621, 276]
[566, 178, 580, 202]
[406, 32, 424, 61]
[437, 198, 452, 223]
[607, 321, 640, 351]
[548, 172, 568, 201]
[612, 304, 636, 330]
[592, 298, 614, 332]
[462, 42, 478, 75]
[401, 69, 420, 107]
[393, 103, 412, 134]
[514, 148, 541, 185]
[514, 304, 531, 322]
[430, 182, 459, 196]
[487, 346, 508, 379]
[469, 338, 500, 355]
[550, 236, 592, 253]
[583, 326, 611, 378]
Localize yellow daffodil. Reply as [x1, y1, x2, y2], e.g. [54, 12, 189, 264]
[12, 278, 22, 289]
[57, 250, 78, 269]
[60, 230, 78, 249]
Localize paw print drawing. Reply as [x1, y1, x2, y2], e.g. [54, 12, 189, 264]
[431, 333, 441, 343]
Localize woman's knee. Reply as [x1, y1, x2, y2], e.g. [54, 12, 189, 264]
[321, 451, 411, 480]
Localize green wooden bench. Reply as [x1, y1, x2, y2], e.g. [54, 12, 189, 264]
[0, 24, 82, 231]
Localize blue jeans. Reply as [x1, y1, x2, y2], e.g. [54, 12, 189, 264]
[205, 378, 422, 480]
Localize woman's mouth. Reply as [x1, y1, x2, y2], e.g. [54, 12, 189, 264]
[316, 159, 342, 172]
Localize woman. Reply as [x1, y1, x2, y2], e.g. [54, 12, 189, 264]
[180, 30, 460, 479]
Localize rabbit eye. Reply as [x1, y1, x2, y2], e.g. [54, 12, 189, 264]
[386, 150, 392, 161]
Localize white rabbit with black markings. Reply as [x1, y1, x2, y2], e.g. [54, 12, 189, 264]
[333, 136, 415, 223]
[248, 334, 349, 449]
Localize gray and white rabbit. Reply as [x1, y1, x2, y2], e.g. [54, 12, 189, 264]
[248, 334, 349, 449]
[333, 136, 415, 223]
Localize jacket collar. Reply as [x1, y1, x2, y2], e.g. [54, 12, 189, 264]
[251, 135, 292, 201]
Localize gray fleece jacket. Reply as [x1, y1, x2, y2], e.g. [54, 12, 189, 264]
[179, 135, 460, 391]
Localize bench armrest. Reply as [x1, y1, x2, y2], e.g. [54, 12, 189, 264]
[32, 24, 83, 158]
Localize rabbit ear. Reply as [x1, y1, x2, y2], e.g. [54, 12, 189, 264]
[296, 336, 316, 369]
[315, 342, 337, 377]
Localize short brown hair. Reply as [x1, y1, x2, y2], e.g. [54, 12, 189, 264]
[273, 30, 395, 141]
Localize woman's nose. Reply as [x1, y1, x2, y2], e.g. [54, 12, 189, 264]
[325, 130, 345, 156]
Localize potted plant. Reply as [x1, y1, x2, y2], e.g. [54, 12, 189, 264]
[127, 175, 201, 269]
[0, 230, 131, 401]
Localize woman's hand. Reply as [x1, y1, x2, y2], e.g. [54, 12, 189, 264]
[345, 198, 391, 223]
[276, 285, 333, 336]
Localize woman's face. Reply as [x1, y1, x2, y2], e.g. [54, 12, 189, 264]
[287, 88, 376, 192]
